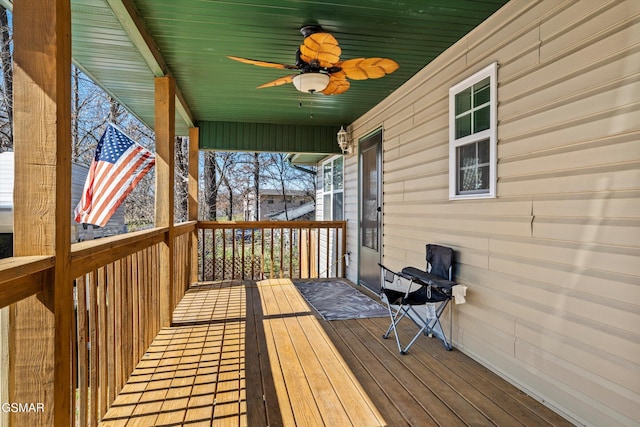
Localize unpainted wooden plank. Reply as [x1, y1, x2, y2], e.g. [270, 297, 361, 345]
[211, 287, 245, 426]
[247, 283, 283, 427]
[89, 270, 99, 427]
[137, 251, 147, 356]
[272, 288, 353, 426]
[184, 324, 222, 425]
[212, 322, 243, 426]
[97, 267, 109, 419]
[131, 253, 140, 364]
[110, 328, 190, 426]
[107, 263, 118, 407]
[258, 281, 321, 426]
[77, 275, 89, 427]
[297, 315, 385, 426]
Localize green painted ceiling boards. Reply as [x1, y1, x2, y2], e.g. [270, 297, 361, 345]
[68, 0, 509, 150]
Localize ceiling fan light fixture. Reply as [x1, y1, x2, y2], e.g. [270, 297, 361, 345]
[292, 73, 330, 93]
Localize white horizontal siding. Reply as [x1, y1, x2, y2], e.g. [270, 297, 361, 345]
[347, 1, 640, 426]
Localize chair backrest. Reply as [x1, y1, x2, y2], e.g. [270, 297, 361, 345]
[426, 244, 453, 281]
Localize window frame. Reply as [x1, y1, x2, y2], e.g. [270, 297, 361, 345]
[448, 62, 498, 200]
[320, 155, 344, 220]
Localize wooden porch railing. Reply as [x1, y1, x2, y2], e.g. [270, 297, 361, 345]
[0, 221, 196, 426]
[198, 221, 347, 281]
[0, 219, 344, 424]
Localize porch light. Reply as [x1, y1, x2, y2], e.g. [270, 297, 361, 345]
[292, 73, 330, 94]
[337, 126, 352, 154]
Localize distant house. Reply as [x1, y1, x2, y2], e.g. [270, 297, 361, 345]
[267, 201, 316, 221]
[244, 189, 314, 221]
[0, 151, 126, 258]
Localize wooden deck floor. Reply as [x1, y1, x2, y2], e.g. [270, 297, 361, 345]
[100, 280, 572, 427]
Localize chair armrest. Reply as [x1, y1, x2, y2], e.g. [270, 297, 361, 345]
[401, 266, 456, 289]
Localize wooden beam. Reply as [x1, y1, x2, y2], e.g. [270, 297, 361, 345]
[10, 0, 73, 425]
[188, 127, 199, 284]
[105, 0, 194, 128]
[155, 76, 175, 327]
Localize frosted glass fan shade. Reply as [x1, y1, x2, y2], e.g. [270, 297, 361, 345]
[292, 73, 330, 93]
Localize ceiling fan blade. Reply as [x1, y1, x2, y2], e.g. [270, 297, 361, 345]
[300, 33, 341, 68]
[340, 57, 399, 80]
[257, 74, 295, 88]
[227, 55, 298, 70]
[322, 72, 350, 95]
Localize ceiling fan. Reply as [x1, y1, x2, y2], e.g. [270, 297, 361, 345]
[227, 25, 399, 95]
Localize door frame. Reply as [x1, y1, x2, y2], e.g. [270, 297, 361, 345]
[357, 127, 383, 290]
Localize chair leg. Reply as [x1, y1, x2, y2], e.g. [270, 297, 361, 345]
[426, 318, 452, 350]
[400, 321, 430, 354]
[425, 301, 453, 351]
[383, 303, 405, 353]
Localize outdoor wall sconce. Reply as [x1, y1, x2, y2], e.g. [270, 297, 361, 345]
[337, 126, 352, 154]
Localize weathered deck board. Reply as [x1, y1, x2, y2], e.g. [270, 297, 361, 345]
[99, 280, 573, 427]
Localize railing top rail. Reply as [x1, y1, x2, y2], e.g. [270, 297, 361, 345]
[0, 255, 54, 308]
[197, 220, 346, 230]
[173, 220, 197, 236]
[0, 255, 55, 284]
[70, 226, 168, 278]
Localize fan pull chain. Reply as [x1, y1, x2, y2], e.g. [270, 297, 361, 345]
[298, 98, 315, 119]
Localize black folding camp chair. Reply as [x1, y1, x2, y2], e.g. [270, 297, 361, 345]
[379, 244, 455, 353]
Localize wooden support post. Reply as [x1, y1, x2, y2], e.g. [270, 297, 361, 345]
[10, 1, 73, 426]
[155, 76, 175, 327]
[188, 127, 199, 285]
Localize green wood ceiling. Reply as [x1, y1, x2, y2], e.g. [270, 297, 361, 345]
[69, 0, 508, 149]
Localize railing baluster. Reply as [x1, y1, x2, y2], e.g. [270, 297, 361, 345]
[270, 228, 274, 279]
[195, 221, 347, 281]
[107, 263, 117, 405]
[71, 279, 78, 427]
[297, 228, 302, 278]
[97, 267, 108, 418]
[222, 229, 226, 279]
[241, 227, 245, 280]
[77, 274, 88, 426]
[289, 227, 293, 278]
[88, 270, 98, 426]
[250, 228, 255, 279]
[209, 229, 218, 280]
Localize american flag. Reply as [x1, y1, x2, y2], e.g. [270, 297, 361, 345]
[74, 123, 155, 227]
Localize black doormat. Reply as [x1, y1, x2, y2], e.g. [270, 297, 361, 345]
[293, 279, 389, 321]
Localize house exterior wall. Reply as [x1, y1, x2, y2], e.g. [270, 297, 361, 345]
[342, 1, 640, 426]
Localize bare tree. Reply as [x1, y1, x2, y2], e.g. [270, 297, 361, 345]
[174, 136, 188, 222]
[71, 67, 121, 165]
[260, 153, 317, 221]
[202, 151, 240, 220]
[203, 151, 218, 220]
[0, 7, 12, 152]
[253, 153, 260, 221]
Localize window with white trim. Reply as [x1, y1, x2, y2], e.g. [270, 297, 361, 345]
[449, 62, 497, 199]
[321, 156, 343, 220]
